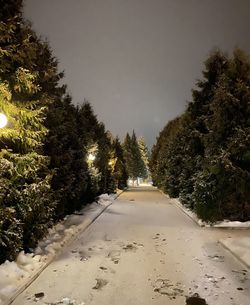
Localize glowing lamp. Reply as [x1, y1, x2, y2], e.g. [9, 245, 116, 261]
[88, 153, 96, 161]
[0, 113, 7, 128]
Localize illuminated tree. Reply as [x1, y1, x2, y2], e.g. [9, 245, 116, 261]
[138, 137, 150, 179]
[0, 65, 55, 263]
[112, 137, 128, 189]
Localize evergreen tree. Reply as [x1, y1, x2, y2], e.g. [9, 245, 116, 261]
[123, 131, 145, 184]
[77, 102, 102, 197]
[138, 137, 150, 179]
[112, 137, 128, 189]
[0, 57, 55, 262]
[44, 94, 90, 218]
[95, 123, 115, 194]
[193, 49, 250, 221]
[77, 102, 115, 196]
[177, 50, 228, 206]
[0, 0, 84, 261]
[150, 115, 184, 193]
[123, 133, 133, 179]
[0, 0, 23, 21]
[0, 0, 125, 263]
[151, 49, 250, 222]
[0, 1, 53, 262]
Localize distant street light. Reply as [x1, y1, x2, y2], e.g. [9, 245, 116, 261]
[88, 153, 96, 161]
[0, 113, 7, 128]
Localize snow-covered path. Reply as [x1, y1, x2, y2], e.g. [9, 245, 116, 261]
[11, 186, 249, 305]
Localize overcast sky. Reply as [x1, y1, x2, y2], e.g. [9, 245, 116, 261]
[24, 0, 250, 148]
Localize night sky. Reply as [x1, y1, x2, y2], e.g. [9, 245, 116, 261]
[24, 0, 250, 148]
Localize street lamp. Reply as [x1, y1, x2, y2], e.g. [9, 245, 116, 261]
[0, 113, 7, 128]
[88, 153, 96, 161]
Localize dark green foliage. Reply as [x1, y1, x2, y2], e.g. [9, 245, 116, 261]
[193, 151, 250, 222]
[0, 0, 23, 21]
[77, 102, 115, 196]
[150, 115, 184, 193]
[151, 49, 250, 222]
[123, 133, 134, 178]
[44, 95, 90, 218]
[0, 206, 22, 262]
[0, 0, 123, 264]
[0, 1, 59, 262]
[138, 137, 150, 179]
[0, 70, 55, 263]
[95, 126, 115, 194]
[112, 137, 128, 189]
[123, 131, 147, 183]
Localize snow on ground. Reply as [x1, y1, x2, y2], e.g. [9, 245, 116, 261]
[0, 194, 115, 305]
[220, 236, 250, 268]
[37, 297, 85, 305]
[170, 198, 206, 227]
[171, 198, 250, 229]
[10, 186, 250, 305]
[213, 220, 250, 228]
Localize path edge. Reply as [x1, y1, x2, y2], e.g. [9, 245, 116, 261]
[158, 189, 250, 230]
[4, 189, 125, 305]
[219, 239, 250, 270]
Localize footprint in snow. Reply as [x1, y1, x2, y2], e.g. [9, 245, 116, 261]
[208, 254, 224, 262]
[92, 278, 108, 290]
[153, 279, 184, 299]
[108, 250, 121, 264]
[34, 292, 45, 301]
[99, 266, 108, 270]
[186, 293, 208, 305]
[123, 243, 137, 251]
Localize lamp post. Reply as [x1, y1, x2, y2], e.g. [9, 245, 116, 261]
[0, 113, 7, 128]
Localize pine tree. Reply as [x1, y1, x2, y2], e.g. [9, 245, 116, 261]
[44, 94, 90, 218]
[112, 137, 128, 189]
[123, 131, 145, 184]
[77, 102, 115, 196]
[0, 0, 66, 261]
[0, 0, 23, 21]
[123, 133, 133, 179]
[193, 49, 250, 221]
[0, 0, 125, 263]
[137, 137, 150, 179]
[150, 115, 184, 193]
[0, 56, 55, 262]
[151, 48, 250, 222]
[95, 123, 114, 194]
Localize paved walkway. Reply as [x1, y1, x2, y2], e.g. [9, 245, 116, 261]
[220, 237, 250, 269]
[11, 186, 249, 305]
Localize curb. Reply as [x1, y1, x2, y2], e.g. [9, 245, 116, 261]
[170, 197, 204, 227]
[113, 188, 126, 199]
[158, 189, 204, 227]
[3, 191, 126, 305]
[158, 188, 250, 269]
[219, 239, 250, 270]
[158, 189, 250, 230]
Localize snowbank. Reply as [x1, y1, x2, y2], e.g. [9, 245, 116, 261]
[0, 252, 44, 304]
[0, 194, 115, 305]
[213, 220, 250, 228]
[171, 198, 250, 229]
[171, 198, 206, 227]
